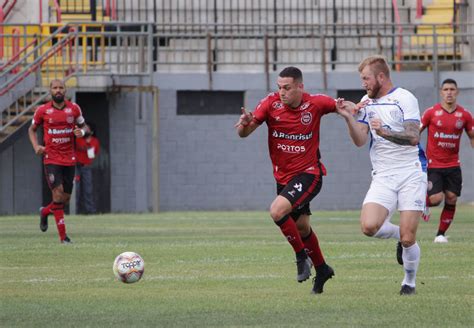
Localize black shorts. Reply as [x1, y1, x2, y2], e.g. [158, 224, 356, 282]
[427, 167, 462, 196]
[276, 173, 323, 220]
[44, 164, 75, 194]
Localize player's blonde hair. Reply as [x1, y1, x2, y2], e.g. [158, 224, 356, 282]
[358, 55, 390, 78]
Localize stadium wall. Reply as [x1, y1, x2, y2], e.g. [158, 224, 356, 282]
[0, 72, 472, 214]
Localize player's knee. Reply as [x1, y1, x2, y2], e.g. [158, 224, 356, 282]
[269, 207, 286, 221]
[400, 238, 415, 248]
[360, 221, 378, 237]
[429, 194, 443, 206]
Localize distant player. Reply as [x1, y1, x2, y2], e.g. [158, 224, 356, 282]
[28, 79, 89, 244]
[338, 55, 427, 295]
[235, 66, 356, 294]
[420, 79, 474, 243]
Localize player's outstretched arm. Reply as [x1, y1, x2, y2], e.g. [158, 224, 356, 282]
[336, 99, 369, 147]
[235, 107, 258, 138]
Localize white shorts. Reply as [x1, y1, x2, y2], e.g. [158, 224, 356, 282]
[363, 168, 427, 212]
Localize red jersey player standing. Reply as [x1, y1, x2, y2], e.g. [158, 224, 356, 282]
[420, 78, 474, 243]
[28, 79, 89, 244]
[235, 66, 356, 294]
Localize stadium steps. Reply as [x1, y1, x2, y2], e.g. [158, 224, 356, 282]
[403, 0, 460, 69]
[59, 0, 110, 22]
[0, 91, 45, 150]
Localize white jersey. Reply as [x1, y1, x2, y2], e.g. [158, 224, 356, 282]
[357, 87, 427, 175]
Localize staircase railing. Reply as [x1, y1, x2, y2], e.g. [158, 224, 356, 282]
[0, 24, 77, 134]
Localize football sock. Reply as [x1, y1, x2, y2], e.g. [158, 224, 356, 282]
[51, 202, 67, 241]
[401, 242, 420, 287]
[41, 202, 54, 216]
[302, 228, 325, 267]
[275, 215, 305, 254]
[437, 203, 456, 235]
[374, 219, 400, 240]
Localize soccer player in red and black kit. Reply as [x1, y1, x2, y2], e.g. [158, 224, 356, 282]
[235, 66, 356, 294]
[420, 78, 474, 243]
[28, 79, 89, 244]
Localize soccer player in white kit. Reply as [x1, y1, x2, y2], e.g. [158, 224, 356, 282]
[338, 55, 427, 295]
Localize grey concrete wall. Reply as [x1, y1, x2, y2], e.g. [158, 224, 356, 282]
[0, 134, 42, 214]
[1, 71, 472, 214]
[156, 71, 474, 211]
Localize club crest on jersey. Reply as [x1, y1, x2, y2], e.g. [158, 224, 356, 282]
[390, 110, 403, 122]
[455, 119, 463, 129]
[272, 102, 284, 110]
[66, 116, 74, 123]
[300, 102, 310, 110]
[301, 112, 312, 125]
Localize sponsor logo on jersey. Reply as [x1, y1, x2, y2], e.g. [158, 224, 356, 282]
[436, 120, 442, 127]
[368, 111, 377, 119]
[433, 132, 460, 139]
[277, 143, 306, 153]
[301, 112, 312, 125]
[272, 101, 284, 109]
[300, 102, 310, 110]
[437, 141, 456, 148]
[48, 128, 73, 135]
[272, 130, 313, 140]
[52, 137, 71, 144]
[455, 119, 463, 129]
[287, 190, 296, 198]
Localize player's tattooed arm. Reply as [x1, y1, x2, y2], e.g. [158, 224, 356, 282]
[373, 120, 420, 146]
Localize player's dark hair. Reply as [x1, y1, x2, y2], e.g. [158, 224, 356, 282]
[279, 66, 303, 82]
[441, 78, 457, 88]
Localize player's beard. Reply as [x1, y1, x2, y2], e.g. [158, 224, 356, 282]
[52, 94, 65, 103]
[367, 80, 382, 98]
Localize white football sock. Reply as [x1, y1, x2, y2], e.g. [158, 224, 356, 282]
[374, 220, 400, 240]
[401, 242, 420, 287]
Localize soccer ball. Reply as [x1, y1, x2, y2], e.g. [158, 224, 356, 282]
[113, 251, 145, 283]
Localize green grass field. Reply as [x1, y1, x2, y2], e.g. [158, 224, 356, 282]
[1, 205, 473, 327]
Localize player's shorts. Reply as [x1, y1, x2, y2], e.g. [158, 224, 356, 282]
[44, 164, 75, 194]
[427, 166, 462, 196]
[363, 168, 427, 212]
[276, 173, 323, 220]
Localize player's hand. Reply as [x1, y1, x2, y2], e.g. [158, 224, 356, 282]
[234, 107, 254, 128]
[74, 127, 85, 138]
[34, 145, 45, 155]
[369, 118, 384, 135]
[335, 98, 355, 117]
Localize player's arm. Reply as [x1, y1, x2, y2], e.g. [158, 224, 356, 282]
[336, 99, 369, 147]
[28, 123, 45, 155]
[372, 120, 420, 146]
[235, 107, 258, 138]
[467, 128, 474, 148]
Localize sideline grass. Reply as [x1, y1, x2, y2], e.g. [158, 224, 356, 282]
[1, 206, 473, 327]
